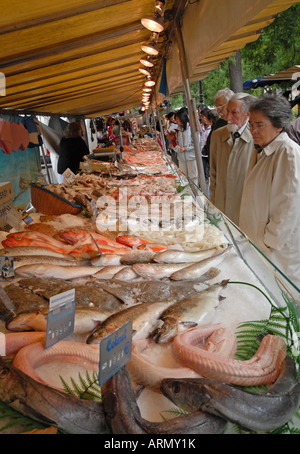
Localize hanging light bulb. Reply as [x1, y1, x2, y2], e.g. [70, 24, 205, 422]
[143, 87, 152, 93]
[141, 1, 165, 33]
[145, 78, 156, 87]
[140, 55, 154, 68]
[141, 41, 159, 56]
[141, 13, 164, 33]
[139, 67, 151, 77]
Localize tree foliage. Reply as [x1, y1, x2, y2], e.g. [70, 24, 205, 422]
[171, 3, 300, 109]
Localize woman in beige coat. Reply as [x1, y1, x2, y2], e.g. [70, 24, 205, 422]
[239, 94, 300, 290]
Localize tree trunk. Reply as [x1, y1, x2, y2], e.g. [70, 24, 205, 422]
[229, 50, 243, 93]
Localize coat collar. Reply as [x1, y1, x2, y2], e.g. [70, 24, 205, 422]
[222, 123, 252, 145]
[259, 131, 287, 156]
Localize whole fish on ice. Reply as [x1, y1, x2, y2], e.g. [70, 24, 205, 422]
[132, 262, 192, 280]
[151, 281, 228, 343]
[101, 365, 226, 434]
[170, 247, 230, 280]
[86, 301, 175, 344]
[153, 245, 227, 264]
[2, 231, 73, 255]
[161, 355, 300, 432]
[0, 356, 107, 434]
[13, 255, 89, 269]
[15, 264, 104, 280]
[6, 306, 116, 335]
[0, 246, 78, 260]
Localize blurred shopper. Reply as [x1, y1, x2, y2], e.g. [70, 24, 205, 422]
[57, 121, 89, 182]
[240, 94, 300, 289]
[174, 108, 198, 185]
[199, 108, 219, 184]
[288, 116, 300, 145]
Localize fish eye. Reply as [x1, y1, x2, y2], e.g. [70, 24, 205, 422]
[171, 382, 181, 394]
[0, 368, 9, 378]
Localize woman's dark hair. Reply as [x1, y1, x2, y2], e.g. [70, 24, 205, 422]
[206, 109, 219, 125]
[249, 94, 292, 132]
[64, 122, 82, 138]
[175, 107, 189, 131]
[166, 112, 175, 120]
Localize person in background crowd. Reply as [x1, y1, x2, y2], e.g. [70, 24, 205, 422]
[239, 94, 300, 289]
[288, 116, 300, 145]
[57, 121, 89, 182]
[214, 88, 235, 130]
[209, 93, 255, 225]
[173, 107, 198, 185]
[200, 108, 219, 185]
[165, 112, 179, 166]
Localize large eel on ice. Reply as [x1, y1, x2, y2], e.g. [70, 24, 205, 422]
[161, 355, 300, 432]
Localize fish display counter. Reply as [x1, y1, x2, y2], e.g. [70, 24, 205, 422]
[0, 137, 299, 435]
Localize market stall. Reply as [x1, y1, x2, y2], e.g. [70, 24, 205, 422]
[0, 0, 299, 437]
[0, 138, 299, 434]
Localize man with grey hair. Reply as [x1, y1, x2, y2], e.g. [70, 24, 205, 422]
[209, 92, 255, 225]
[214, 88, 235, 129]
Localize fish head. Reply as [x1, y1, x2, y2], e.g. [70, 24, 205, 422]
[86, 324, 116, 344]
[160, 378, 211, 412]
[6, 310, 48, 332]
[0, 357, 25, 402]
[151, 317, 177, 344]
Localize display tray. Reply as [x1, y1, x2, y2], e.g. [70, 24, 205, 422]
[30, 183, 82, 215]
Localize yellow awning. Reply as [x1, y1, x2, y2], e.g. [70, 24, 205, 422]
[0, 0, 297, 117]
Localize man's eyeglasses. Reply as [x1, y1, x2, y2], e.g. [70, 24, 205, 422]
[215, 103, 227, 110]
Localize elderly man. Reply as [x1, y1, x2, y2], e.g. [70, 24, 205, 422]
[209, 93, 255, 226]
[214, 88, 235, 130]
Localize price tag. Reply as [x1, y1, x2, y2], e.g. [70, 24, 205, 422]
[0, 256, 14, 282]
[98, 321, 132, 385]
[62, 168, 76, 185]
[46, 289, 76, 349]
[0, 332, 5, 356]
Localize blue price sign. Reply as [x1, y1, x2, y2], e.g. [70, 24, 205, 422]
[46, 289, 76, 349]
[98, 321, 132, 386]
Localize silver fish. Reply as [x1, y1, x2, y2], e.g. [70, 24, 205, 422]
[13, 255, 89, 269]
[0, 246, 77, 260]
[86, 300, 174, 344]
[6, 306, 115, 335]
[113, 266, 138, 281]
[0, 356, 107, 434]
[160, 356, 300, 432]
[92, 265, 128, 280]
[101, 366, 226, 434]
[120, 250, 156, 265]
[15, 264, 103, 280]
[170, 247, 230, 280]
[151, 281, 228, 343]
[153, 245, 227, 264]
[132, 262, 191, 280]
[90, 254, 122, 266]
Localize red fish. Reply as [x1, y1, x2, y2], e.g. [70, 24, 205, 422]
[2, 231, 72, 255]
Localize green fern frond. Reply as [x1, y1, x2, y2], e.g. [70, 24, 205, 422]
[160, 407, 188, 421]
[59, 370, 102, 401]
[0, 400, 50, 433]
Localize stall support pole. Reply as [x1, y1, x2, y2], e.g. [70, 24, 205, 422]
[174, 22, 208, 197]
[154, 95, 168, 157]
[41, 144, 52, 184]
